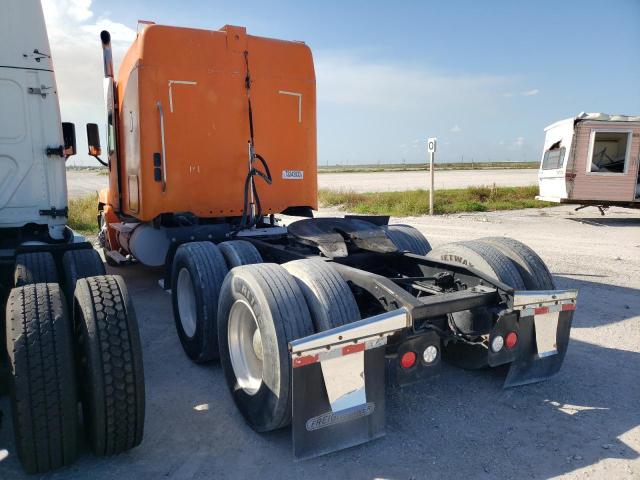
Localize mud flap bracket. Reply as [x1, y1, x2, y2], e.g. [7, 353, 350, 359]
[290, 308, 409, 459]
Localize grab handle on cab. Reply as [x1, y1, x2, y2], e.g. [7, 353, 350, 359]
[156, 101, 168, 193]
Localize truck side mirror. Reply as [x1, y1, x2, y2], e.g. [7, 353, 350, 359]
[86, 123, 109, 167]
[87, 123, 102, 156]
[62, 122, 76, 156]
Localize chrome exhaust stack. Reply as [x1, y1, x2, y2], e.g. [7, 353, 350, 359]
[99, 29, 121, 209]
[100, 30, 114, 78]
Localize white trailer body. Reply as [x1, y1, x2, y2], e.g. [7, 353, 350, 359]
[0, 0, 69, 238]
[537, 113, 640, 208]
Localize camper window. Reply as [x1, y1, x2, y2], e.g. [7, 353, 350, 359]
[589, 131, 630, 174]
[542, 147, 565, 170]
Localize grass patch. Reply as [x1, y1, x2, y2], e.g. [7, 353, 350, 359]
[318, 185, 551, 216]
[68, 193, 99, 236]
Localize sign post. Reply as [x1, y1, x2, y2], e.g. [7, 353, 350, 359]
[427, 138, 437, 215]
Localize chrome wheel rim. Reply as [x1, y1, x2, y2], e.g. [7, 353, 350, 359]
[177, 268, 197, 338]
[228, 300, 263, 395]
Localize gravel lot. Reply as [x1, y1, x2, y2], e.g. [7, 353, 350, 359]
[1, 205, 638, 479]
[65, 168, 538, 198]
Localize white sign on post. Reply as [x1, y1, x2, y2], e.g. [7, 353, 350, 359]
[427, 138, 436, 215]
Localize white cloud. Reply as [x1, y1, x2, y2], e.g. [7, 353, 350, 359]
[316, 52, 511, 110]
[42, 0, 136, 164]
[512, 137, 525, 149]
[450, 125, 462, 133]
[503, 89, 539, 98]
[68, 0, 93, 22]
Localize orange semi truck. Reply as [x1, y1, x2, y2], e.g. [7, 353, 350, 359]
[90, 22, 578, 459]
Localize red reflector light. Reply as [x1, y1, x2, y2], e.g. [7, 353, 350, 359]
[505, 332, 518, 349]
[400, 351, 417, 369]
[534, 306, 549, 315]
[562, 303, 576, 311]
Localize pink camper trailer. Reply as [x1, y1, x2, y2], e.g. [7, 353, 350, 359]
[537, 113, 640, 212]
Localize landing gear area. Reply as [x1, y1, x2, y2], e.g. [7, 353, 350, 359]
[1, 247, 145, 473]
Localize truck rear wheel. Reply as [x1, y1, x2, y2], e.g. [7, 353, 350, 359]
[14, 252, 58, 287]
[171, 242, 228, 362]
[62, 249, 106, 307]
[73, 275, 145, 456]
[218, 240, 263, 269]
[217, 264, 314, 432]
[427, 241, 525, 289]
[383, 224, 432, 255]
[428, 240, 526, 369]
[476, 237, 555, 290]
[283, 259, 360, 331]
[5, 283, 78, 473]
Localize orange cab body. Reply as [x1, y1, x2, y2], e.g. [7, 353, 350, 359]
[106, 24, 317, 222]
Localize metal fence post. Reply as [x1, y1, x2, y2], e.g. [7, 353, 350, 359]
[427, 138, 436, 216]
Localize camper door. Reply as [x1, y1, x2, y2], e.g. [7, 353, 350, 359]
[538, 122, 573, 201]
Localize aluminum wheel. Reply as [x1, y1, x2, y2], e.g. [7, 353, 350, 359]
[228, 299, 263, 395]
[176, 268, 197, 338]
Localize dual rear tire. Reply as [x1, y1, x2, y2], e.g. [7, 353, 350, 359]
[217, 260, 360, 432]
[426, 237, 555, 369]
[171, 239, 362, 433]
[427, 237, 554, 290]
[5, 250, 144, 473]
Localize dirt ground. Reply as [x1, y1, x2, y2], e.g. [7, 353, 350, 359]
[65, 168, 537, 198]
[1, 204, 639, 479]
[319, 168, 537, 192]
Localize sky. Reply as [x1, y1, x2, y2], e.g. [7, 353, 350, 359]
[43, 0, 640, 166]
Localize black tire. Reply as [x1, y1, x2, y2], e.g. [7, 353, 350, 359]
[427, 240, 526, 289]
[283, 259, 360, 331]
[74, 275, 145, 456]
[14, 252, 58, 287]
[62, 249, 106, 307]
[383, 224, 432, 255]
[476, 237, 555, 290]
[171, 242, 228, 362]
[217, 263, 314, 432]
[218, 240, 263, 269]
[5, 283, 78, 473]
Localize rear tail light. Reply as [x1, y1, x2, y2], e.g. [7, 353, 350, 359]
[400, 351, 417, 369]
[505, 331, 518, 349]
[422, 345, 438, 364]
[491, 335, 504, 353]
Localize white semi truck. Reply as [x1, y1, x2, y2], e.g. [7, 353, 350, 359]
[0, 1, 145, 473]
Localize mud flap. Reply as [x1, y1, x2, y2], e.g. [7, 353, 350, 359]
[292, 345, 387, 460]
[503, 290, 578, 388]
[289, 308, 409, 460]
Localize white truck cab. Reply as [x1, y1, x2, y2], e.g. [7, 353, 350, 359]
[0, 3, 144, 475]
[0, 0, 76, 240]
